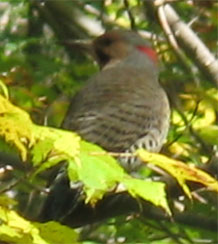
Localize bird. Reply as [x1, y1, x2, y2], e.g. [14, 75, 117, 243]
[62, 30, 170, 171]
[39, 30, 170, 224]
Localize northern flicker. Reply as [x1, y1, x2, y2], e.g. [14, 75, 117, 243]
[40, 30, 170, 223]
[63, 30, 170, 171]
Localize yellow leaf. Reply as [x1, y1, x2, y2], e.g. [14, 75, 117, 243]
[137, 149, 218, 198]
[0, 95, 35, 161]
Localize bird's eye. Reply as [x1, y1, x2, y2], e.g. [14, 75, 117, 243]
[100, 38, 113, 46]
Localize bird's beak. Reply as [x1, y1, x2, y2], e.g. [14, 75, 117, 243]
[61, 39, 95, 57]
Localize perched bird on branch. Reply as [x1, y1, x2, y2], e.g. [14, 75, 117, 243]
[40, 30, 170, 224]
[63, 30, 170, 171]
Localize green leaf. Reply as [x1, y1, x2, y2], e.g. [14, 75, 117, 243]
[32, 126, 80, 166]
[0, 94, 171, 213]
[34, 221, 79, 244]
[0, 206, 79, 244]
[67, 141, 170, 213]
[0, 195, 17, 208]
[123, 178, 170, 215]
[68, 141, 125, 204]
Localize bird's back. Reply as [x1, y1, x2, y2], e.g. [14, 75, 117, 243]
[62, 65, 170, 170]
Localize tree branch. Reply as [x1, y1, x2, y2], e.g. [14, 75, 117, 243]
[163, 3, 218, 87]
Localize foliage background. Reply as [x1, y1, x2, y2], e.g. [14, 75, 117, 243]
[0, 0, 218, 243]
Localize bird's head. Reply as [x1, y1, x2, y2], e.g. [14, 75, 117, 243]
[93, 30, 158, 69]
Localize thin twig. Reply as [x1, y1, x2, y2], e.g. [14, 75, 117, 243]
[158, 221, 189, 244]
[155, 0, 200, 86]
[165, 99, 201, 149]
[89, 151, 134, 158]
[123, 0, 136, 30]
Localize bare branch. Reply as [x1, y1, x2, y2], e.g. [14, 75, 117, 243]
[163, 4, 218, 87]
[155, 2, 200, 85]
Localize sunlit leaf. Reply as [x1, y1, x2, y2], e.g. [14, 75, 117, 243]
[0, 79, 9, 99]
[137, 149, 218, 198]
[0, 94, 170, 212]
[68, 141, 125, 204]
[123, 178, 170, 215]
[33, 221, 79, 244]
[0, 206, 48, 244]
[0, 206, 79, 244]
[32, 126, 80, 165]
[0, 95, 35, 161]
